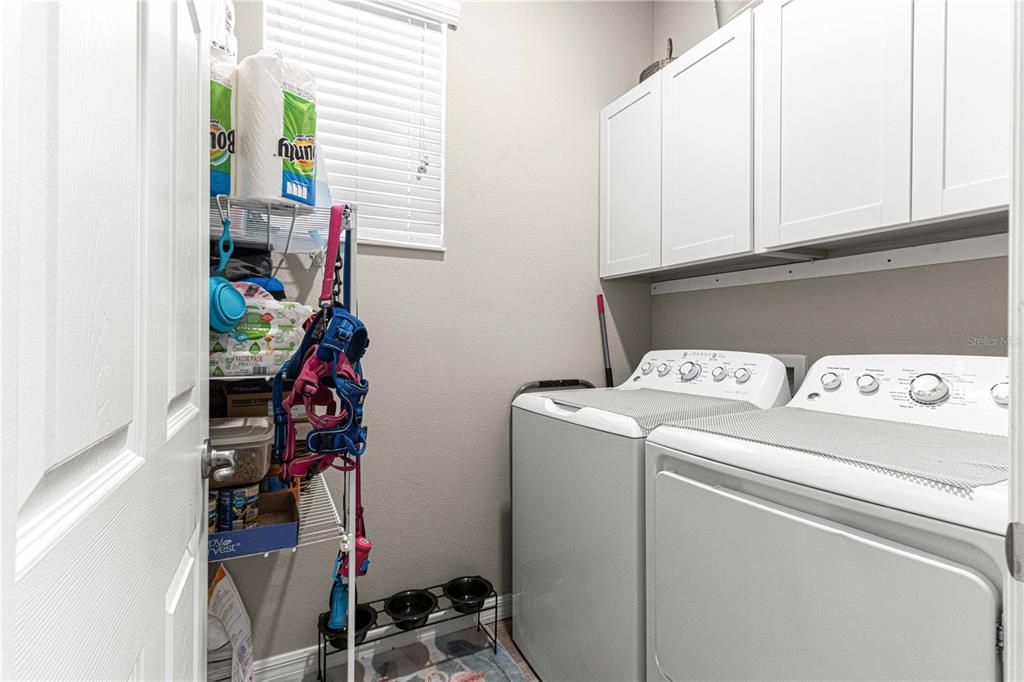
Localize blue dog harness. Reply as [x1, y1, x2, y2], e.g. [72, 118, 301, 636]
[270, 205, 369, 483]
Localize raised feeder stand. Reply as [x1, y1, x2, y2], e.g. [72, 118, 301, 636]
[316, 578, 498, 681]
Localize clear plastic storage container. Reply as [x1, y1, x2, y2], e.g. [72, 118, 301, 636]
[210, 417, 273, 488]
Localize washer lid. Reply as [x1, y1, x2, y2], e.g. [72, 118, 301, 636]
[513, 388, 755, 437]
[649, 408, 1009, 533]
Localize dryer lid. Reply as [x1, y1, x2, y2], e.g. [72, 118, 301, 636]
[661, 406, 1008, 496]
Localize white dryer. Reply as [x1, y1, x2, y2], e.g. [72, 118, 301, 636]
[645, 354, 1010, 681]
[512, 350, 790, 682]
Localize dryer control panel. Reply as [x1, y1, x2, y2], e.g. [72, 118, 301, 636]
[623, 350, 790, 409]
[794, 355, 1008, 436]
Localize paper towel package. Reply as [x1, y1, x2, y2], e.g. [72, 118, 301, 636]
[209, 0, 237, 57]
[236, 49, 318, 208]
[210, 46, 237, 197]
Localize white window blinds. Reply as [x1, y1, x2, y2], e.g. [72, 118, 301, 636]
[265, 0, 449, 250]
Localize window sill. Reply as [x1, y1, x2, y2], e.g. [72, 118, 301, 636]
[357, 236, 447, 253]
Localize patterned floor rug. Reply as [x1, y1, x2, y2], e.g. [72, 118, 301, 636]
[323, 625, 527, 682]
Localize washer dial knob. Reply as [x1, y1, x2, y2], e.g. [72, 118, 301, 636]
[909, 373, 950, 404]
[734, 367, 751, 384]
[657, 363, 672, 377]
[820, 372, 842, 391]
[641, 362, 654, 375]
[711, 366, 727, 382]
[991, 381, 1010, 407]
[678, 362, 701, 381]
[856, 374, 879, 395]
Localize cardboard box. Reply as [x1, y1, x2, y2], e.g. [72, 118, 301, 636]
[208, 489, 299, 561]
[226, 391, 272, 418]
[225, 381, 276, 418]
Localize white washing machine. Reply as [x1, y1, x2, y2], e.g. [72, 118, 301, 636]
[512, 350, 790, 682]
[645, 354, 1010, 681]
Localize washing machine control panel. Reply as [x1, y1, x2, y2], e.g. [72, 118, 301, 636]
[794, 355, 1008, 436]
[624, 350, 790, 409]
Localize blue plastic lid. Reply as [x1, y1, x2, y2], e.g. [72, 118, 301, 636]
[210, 277, 246, 332]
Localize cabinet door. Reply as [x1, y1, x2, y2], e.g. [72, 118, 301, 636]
[758, 0, 913, 249]
[600, 77, 662, 277]
[912, 0, 1012, 221]
[662, 12, 753, 267]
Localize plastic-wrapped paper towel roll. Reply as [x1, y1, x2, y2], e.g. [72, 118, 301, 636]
[209, 0, 237, 57]
[236, 49, 317, 207]
[210, 46, 237, 197]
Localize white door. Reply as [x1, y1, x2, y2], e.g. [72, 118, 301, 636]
[912, 0, 1012, 221]
[0, 2, 210, 680]
[757, 0, 913, 250]
[599, 77, 662, 277]
[662, 11, 753, 267]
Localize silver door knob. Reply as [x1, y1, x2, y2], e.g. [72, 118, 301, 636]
[202, 439, 237, 482]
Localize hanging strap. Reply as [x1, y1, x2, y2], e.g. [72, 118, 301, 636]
[270, 204, 370, 484]
[319, 205, 345, 306]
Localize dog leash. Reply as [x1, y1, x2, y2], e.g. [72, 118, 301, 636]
[271, 205, 369, 482]
[268, 205, 374, 631]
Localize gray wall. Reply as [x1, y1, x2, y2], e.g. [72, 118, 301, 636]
[652, 0, 718, 59]
[652, 257, 1010, 365]
[227, 1, 655, 661]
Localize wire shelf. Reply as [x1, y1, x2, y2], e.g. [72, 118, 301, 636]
[298, 473, 345, 549]
[209, 198, 346, 254]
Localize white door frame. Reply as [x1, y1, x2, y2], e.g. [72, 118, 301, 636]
[1007, 1, 1024, 678]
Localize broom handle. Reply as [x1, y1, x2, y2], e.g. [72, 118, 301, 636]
[597, 295, 613, 387]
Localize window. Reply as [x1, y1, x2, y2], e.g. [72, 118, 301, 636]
[265, 0, 456, 250]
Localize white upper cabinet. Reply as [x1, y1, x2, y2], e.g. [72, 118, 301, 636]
[661, 11, 753, 267]
[600, 76, 662, 277]
[757, 0, 913, 250]
[912, 0, 1012, 221]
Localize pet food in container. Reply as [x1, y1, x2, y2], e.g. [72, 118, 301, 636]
[217, 484, 259, 530]
[209, 417, 273, 488]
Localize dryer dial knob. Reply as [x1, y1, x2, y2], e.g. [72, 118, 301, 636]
[641, 362, 654, 375]
[657, 363, 672, 377]
[991, 381, 1010, 407]
[856, 374, 879, 395]
[678, 362, 701, 381]
[909, 373, 950, 404]
[820, 372, 842, 391]
[711, 366, 727, 382]
[734, 367, 751, 384]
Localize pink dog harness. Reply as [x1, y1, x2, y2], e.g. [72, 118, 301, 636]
[271, 205, 369, 481]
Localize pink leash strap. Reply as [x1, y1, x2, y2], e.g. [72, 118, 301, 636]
[319, 205, 345, 305]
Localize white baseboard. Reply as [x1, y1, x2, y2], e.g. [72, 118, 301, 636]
[254, 593, 512, 682]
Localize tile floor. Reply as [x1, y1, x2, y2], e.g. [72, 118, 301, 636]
[493, 619, 539, 682]
[318, 618, 539, 682]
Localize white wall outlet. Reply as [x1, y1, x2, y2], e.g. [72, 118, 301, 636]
[771, 353, 807, 396]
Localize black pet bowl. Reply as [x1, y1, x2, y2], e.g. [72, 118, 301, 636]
[443, 576, 493, 614]
[318, 604, 377, 649]
[383, 589, 438, 630]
